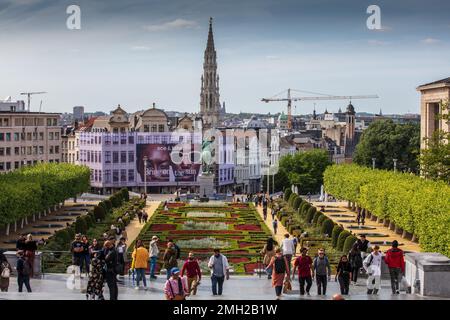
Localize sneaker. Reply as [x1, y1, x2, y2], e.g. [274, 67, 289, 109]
[396, 290, 400, 294]
[134, 286, 139, 290]
[307, 292, 310, 296]
[144, 287, 148, 291]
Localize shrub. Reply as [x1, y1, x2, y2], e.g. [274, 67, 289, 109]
[301, 203, 312, 215]
[316, 214, 327, 227]
[98, 201, 108, 214]
[288, 193, 297, 207]
[331, 225, 344, 247]
[284, 188, 292, 201]
[305, 207, 316, 223]
[93, 205, 106, 221]
[293, 197, 303, 210]
[298, 202, 306, 216]
[312, 211, 323, 225]
[54, 229, 71, 245]
[83, 214, 93, 228]
[343, 235, 358, 253]
[337, 230, 351, 251]
[74, 216, 87, 234]
[321, 219, 335, 236]
[120, 188, 130, 202]
[104, 199, 113, 213]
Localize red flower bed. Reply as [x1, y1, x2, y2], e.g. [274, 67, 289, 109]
[168, 203, 185, 208]
[226, 250, 250, 255]
[170, 230, 240, 235]
[238, 242, 259, 248]
[244, 263, 259, 273]
[235, 224, 261, 231]
[228, 257, 250, 263]
[150, 224, 177, 231]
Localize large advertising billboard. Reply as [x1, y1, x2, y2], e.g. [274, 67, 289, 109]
[136, 143, 201, 185]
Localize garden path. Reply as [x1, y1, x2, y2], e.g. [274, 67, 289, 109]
[125, 200, 161, 247]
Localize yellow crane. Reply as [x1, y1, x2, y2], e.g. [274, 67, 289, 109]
[262, 88, 379, 130]
[20, 91, 47, 112]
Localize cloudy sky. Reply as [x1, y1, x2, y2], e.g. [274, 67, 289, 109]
[0, 0, 449, 115]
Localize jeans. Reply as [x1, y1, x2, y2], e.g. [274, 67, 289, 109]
[275, 285, 282, 296]
[150, 256, 157, 277]
[105, 272, 118, 300]
[316, 275, 327, 295]
[18, 275, 32, 292]
[389, 267, 402, 293]
[135, 268, 147, 287]
[211, 275, 225, 295]
[351, 266, 359, 282]
[284, 255, 292, 273]
[338, 274, 350, 295]
[299, 276, 312, 295]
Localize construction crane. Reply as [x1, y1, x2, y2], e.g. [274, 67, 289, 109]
[262, 88, 379, 130]
[20, 92, 47, 112]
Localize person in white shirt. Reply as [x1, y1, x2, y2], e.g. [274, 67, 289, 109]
[363, 245, 383, 295]
[281, 234, 295, 272]
[207, 249, 230, 296]
[149, 236, 160, 280]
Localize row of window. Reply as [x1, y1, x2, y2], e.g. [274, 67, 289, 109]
[91, 169, 135, 183]
[0, 159, 60, 171]
[80, 150, 135, 164]
[219, 168, 234, 182]
[0, 131, 59, 142]
[0, 117, 58, 127]
[0, 145, 59, 156]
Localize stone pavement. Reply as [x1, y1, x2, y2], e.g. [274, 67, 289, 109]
[0, 273, 443, 300]
[124, 200, 161, 247]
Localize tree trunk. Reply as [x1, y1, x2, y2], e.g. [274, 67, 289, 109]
[383, 219, 390, 227]
[395, 226, 403, 235]
[14, 220, 17, 232]
[6, 223, 10, 236]
[25, 217, 28, 225]
[389, 221, 395, 231]
[347, 201, 351, 209]
[402, 230, 413, 240]
[33, 214, 36, 222]
[38, 212, 41, 219]
[21, 218, 24, 229]
[411, 234, 419, 243]
[371, 214, 377, 221]
[376, 217, 384, 224]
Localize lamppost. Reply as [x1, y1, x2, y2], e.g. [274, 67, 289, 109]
[266, 161, 270, 197]
[372, 158, 376, 170]
[143, 156, 148, 195]
[393, 158, 398, 173]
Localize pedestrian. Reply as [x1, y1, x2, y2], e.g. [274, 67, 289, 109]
[348, 243, 363, 285]
[137, 210, 143, 224]
[208, 249, 230, 296]
[116, 237, 127, 277]
[363, 245, 382, 295]
[384, 240, 405, 295]
[312, 248, 331, 295]
[263, 207, 268, 220]
[144, 193, 148, 201]
[86, 249, 105, 300]
[149, 236, 159, 280]
[281, 233, 295, 273]
[271, 207, 276, 220]
[292, 248, 313, 296]
[335, 255, 352, 295]
[272, 218, 278, 235]
[164, 201, 168, 211]
[260, 237, 276, 279]
[266, 248, 290, 300]
[103, 240, 119, 300]
[16, 234, 26, 251]
[293, 236, 299, 254]
[132, 239, 149, 290]
[81, 235, 90, 276]
[169, 238, 181, 260]
[181, 252, 202, 295]
[0, 251, 11, 292]
[16, 251, 32, 292]
[24, 234, 37, 278]
[163, 241, 178, 280]
[164, 267, 189, 300]
[89, 238, 102, 259]
[71, 234, 84, 276]
[142, 211, 149, 223]
[121, 229, 128, 242]
[356, 235, 371, 260]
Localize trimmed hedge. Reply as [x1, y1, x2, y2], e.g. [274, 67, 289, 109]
[316, 214, 327, 227]
[343, 235, 358, 253]
[337, 230, 351, 251]
[324, 164, 450, 256]
[293, 197, 303, 210]
[284, 188, 292, 201]
[305, 207, 316, 223]
[321, 219, 335, 236]
[94, 206, 106, 221]
[331, 225, 344, 247]
[312, 211, 323, 225]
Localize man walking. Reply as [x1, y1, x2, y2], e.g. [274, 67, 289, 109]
[149, 235, 159, 280]
[384, 240, 405, 294]
[363, 245, 382, 295]
[181, 252, 202, 295]
[292, 248, 313, 296]
[281, 234, 295, 273]
[208, 249, 230, 296]
[272, 219, 278, 235]
[356, 235, 371, 260]
[16, 251, 32, 293]
[312, 248, 331, 295]
[104, 240, 119, 300]
[71, 234, 84, 277]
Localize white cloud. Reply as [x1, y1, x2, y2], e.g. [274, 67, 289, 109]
[422, 37, 440, 44]
[143, 19, 199, 32]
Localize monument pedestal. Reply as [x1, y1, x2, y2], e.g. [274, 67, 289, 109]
[198, 173, 215, 200]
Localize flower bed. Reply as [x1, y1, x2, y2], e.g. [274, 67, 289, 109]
[134, 202, 272, 273]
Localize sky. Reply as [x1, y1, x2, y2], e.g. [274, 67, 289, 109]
[0, 0, 449, 116]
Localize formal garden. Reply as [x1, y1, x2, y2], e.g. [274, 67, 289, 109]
[134, 202, 273, 274]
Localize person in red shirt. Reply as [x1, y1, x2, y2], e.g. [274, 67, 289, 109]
[181, 252, 202, 295]
[292, 247, 313, 295]
[384, 240, 405, 294]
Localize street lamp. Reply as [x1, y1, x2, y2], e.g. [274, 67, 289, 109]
[143, 156, 148, 195]
[393, 158, 398, 173]
[372, 158, 376, 170]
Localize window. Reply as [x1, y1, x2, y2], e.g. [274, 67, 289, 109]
[49, 146, 54, 154]
[0, 133, 3, 141]
[47, 118, 52, 126]
[98, 170, 102, 182]
[55, 132, 59, 140]
[128, 135, 134, 144]
[113, 135, 119, 145]
[39, 132, 44, 140]
[14, 161, 19, 169]
[32, 132, 37, 140]
[33, 146, 37, 155]
[113, 170, 119, 182]
[104, 135, 111, 145]
[120, 169, 127, 182]
[14, 133, 19, 141]
[120, 151, 127, 163]
[55, 146, 59, 154]
[5, 147, 10, 156]
[144, 125, 149, 132]
[14, 147, 19, 155]
[0, 148, 4, 156]
[128, 169, 134, 182]
[158, 124, 165, 132]
[120, 135, 126, 144]
[104, 170, 111, 183]
[39, 146, 44, 155]
[0, 162, 3, 171]
[28, 146, 32, 155]
[128, 151, 134, 163]
[5, 162, 10, 170]
[49, 132, 54, 140]
[6, 133, 11, 141]
[53, 118, 57, 126]
[112, 151, 119, 163]
[105, 151, 111, 164]
[151, 124, 157, 132]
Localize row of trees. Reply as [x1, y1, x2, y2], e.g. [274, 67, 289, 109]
[0, 163, 91, 227]
[323, 164, 450, 256]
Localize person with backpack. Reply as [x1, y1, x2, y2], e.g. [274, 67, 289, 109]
[266, 248, 290, 299]
[363, 245, 382, 295]
[335, 255, 352, 295]
[24, 234, 37, 278]
[164, 267, 189, 300]
[103, 240, 119, 300]
[260, 237, 276, 280]
[116, 237, 127, 277]
[208, 249, 230, 296]
[348, 243, 363, 285]
[312, 248, 331, 295]
[132, 239, 149, 290]
[384, 240, 405, 295]
[292, 247, 313, 296]
[163, 241, 178, 280]
[0, 251, 11, 292]
[81, 235, 91, 276]
[16, 251, 32, 293]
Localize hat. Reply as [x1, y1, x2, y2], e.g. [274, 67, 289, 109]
[152, 236, 158, 240]
[170, 267, 180, 275]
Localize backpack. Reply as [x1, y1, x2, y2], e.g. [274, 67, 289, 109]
[274, 257, 286, 274]
[313, 256, 329, 270]
[1, 262, 10, 278]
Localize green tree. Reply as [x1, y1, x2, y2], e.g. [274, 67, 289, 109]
[354, 119, 420, 172]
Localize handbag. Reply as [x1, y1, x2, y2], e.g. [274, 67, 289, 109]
[282, 279, 292, 293]
[1, 263, 10, 278]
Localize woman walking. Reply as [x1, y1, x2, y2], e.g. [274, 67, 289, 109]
[24, 234, 37, 278]
[116, 237, 127, 277]
[335, 255, 352, 295]
[163, 241, 178, 280]
[0, 251, 11, 292]
[348, 243, 363, 285]
[260, 238, 276, 279]
[132, 240, 149, 290]
[86, 249, 105, 300]
[266, 248, 290, 299]
[81, 235, 90, 276]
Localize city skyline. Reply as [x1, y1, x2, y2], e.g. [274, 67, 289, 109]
[0, 0, 449, 115]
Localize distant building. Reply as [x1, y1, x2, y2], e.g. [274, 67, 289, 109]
[417, 77, 450, 149]
[73, 106, 85, 122]
[0, 98, 25, 112]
